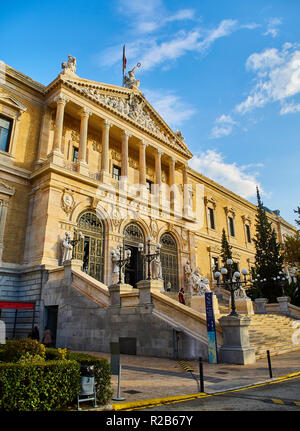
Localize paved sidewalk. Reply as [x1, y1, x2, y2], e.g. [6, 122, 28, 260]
[80, 349, 300, 409]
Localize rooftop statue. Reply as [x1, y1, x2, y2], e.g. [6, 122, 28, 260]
[124, 63, 141, 89]
[61, 55, 77, 75]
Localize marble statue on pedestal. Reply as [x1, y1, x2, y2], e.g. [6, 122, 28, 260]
[61, 232, 73, 264]
[189, 267, 211, 296]
[151, 255, 163, 280]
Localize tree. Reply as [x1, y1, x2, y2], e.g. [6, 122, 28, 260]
[253, 187, 284, 301]
[294, 206, 300, 226]
[220, 228, 238, 284]
[282, 231, 300, 277]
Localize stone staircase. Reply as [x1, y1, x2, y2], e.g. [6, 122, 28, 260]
[217, 298, 300, 359]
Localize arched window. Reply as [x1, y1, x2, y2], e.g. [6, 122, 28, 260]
[74, 210, 105, 282]
[160, 232, 179, 291]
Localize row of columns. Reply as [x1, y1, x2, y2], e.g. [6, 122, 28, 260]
[47, 94, 190, 197]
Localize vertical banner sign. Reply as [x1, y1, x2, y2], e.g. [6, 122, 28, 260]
[204, 292, 218, 364]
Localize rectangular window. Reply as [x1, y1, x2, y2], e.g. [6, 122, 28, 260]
[208, 207, 215, 229]
[246, 224, 251, 243]
[73, 147, 79, 163]
[146, 179, 154, 194]
[112, 165, 121, 180]
[0, 115, 13, 153]
[228, 216, 235, 237]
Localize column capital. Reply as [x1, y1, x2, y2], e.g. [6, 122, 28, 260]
[122, 130, 132, 139]
[54, 94, 69, 105]
[140, 140, 148, 148]
[169, 155, 176, 165]
[103, 119, 113, 128]
[157, 148, 163, 156]
[80, 107, 92, 117]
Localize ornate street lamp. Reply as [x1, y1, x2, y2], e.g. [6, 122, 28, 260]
[111, 243, 132, 284]
[138, 236, 161, 280]
[273, 271, 287, 296]
[214, 259, 251, 317]
[71, 226, 84, 259]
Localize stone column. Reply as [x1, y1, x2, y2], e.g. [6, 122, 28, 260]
[0, 199, 9, 263]
[36, 106, 51, 165]
[78, 107, 91, 175]
[0, 182, 15, 264]
[219, 315, 256, 364]
[139, 140, 147, 198]
[121, 130, 130, 189]
[101, 120, 112, 183]
[169, 156, 176, 209]
[183, 164, 189, 216]
[49, 95, 68, 165]
[154, 149, 162, 204]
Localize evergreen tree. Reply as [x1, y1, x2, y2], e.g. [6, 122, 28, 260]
[253, 187, 284, 301]
[220, 228, 238, 285]
[294, 206, 300, 226]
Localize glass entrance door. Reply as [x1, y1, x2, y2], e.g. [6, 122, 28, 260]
[123, 223, 145, 288]
[74, 211, 105, 282]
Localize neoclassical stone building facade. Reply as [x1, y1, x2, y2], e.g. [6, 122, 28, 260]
[0, 57, 296, 349]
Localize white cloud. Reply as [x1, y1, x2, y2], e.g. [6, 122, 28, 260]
[189, 150, 263, 199]
[143, 88, 196, 127]
[117, 0, 195, 34]
[98, 17, 243, 72]
[211, 114, 238, 138]
[235, 43, 300, 114]
[263, 17, 282, 38]
[280, 102, 300, 115]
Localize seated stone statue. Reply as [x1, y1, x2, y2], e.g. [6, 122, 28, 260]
[234, 285, 248, 299]
[189, 267, 211, 296]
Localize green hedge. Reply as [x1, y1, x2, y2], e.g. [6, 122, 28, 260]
[0, 339, 44, 363]
[45, 349, 113, 405]
[0, 360, 80, 411]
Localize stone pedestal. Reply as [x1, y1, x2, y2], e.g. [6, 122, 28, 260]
[219, 315, 256, 365]
[255, 298, 268, 314]
[136, 280, 157, 313]
[149, 279, 164, 292]
[47, 150, 64, 167]
[63, 259, 82, 283]
[108, 283, 121, 307]
[77, 161, 89, 176]
[0, 320, 6, 344]
[229, 297, 254, 315]
[100, 170, 112, 185]
[190, 294, 220, 316]
[277, 296, 291, 315]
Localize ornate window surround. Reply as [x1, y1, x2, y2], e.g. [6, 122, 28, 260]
[224, 206, 236, 240]
[204, 196, 217, 232]
[241, 215, 252, 246]
[0, 92, 27, 160]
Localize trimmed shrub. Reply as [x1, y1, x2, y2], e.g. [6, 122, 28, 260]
[0, 339, 45, 363]
[0, 360, 80, 411]
[44, 349, 113, 405]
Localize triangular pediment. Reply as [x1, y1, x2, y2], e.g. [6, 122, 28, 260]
[0, 91, 27, 112]
[55, 76, 193, 159]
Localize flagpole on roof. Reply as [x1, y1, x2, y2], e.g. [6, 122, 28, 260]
[122, 45, 126, 87]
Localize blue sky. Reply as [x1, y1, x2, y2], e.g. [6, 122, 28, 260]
[1, 0, 299, 226]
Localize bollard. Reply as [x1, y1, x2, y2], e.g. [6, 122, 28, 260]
[199, 357, 205, 393]
[112, 364, 125, 401]
[267, 350, 273, 379]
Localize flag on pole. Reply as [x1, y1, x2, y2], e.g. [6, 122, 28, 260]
[122, 45, 127, 75]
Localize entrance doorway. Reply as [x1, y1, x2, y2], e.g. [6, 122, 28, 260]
[160, 232, 179, 291]
[123, 223, 145, 288]
[45, 305, 58, 348]
[74, 210, 105, 282]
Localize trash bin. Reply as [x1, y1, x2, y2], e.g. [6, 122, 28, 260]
[77, 364, 98, 410]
